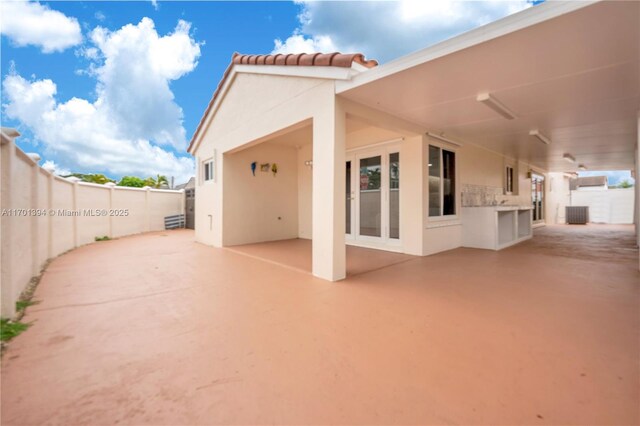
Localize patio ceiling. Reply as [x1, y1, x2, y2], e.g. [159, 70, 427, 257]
[337, 1, 640, 172]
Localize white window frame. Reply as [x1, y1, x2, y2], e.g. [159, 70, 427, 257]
[202, 153, 216, 184]
[505, 165, 515, 195]
[427, 142, 458, 221]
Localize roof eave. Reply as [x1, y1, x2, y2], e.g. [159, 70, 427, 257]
[336, 0, 599, 94]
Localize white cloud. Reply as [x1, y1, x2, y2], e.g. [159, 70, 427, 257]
[0, 1, 82, 53]
[42, 160, 71, 176]
[272, 33, 338, 55]
[88, 18, 201, 148]
[2, 18, 200, 182]
[273, 0, 532, 63]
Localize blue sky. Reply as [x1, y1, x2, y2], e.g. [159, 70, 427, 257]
[578, 171, 634, 186]
[0, 0, 580, 184]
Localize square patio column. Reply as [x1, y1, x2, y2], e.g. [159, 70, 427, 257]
[312, 98, 346, 281]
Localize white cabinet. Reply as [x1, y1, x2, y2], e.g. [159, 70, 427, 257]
[462, 206, 533, 250]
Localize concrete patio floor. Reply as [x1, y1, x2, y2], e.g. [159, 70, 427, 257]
[1, 226, 638, 425]
[227, 238, 416, 276]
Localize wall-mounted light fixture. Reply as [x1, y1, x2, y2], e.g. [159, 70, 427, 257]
[304, 160, 313, 167]
[529, 129, 552, 145]
[563, 153, 576, 163]
[578, 164, 587, 171]
[476, 93, 517, 120]
[426, 132, 462, 147]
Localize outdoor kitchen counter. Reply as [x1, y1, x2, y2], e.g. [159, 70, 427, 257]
[461, 206, 533, 250]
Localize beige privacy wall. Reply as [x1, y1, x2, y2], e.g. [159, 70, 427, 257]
[1, 129, 185, 318]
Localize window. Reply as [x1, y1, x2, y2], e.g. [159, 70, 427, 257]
[505, 166, 514, 194]
[203, 158, 215, 182]
[428, 145, 456, 217]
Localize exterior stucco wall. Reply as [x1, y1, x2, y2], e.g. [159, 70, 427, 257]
[345, 126, 403, 150]
[223, 142, 299, 246]
[546, 172, 572, 224]
[458, 143, 536, 207]
[192, 72, 337, 248]
[0, 133, 184, 318]
[196, 73, 326, 157]
[297, 144, 313, 240]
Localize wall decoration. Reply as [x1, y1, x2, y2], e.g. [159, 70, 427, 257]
[260, 163, 270, 172]
[271, 163, 278, 177]
[251, 161, 257, 176]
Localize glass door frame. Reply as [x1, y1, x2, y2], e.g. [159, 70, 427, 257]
[531, 172, 545, 225]
[345, 142, 402, 250]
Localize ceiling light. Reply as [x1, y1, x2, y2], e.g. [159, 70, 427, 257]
[476, 93, 517, 120]
[578, 164, 587, 171]
[426, 132, 462, 147]
[529, 129, 551, 145]
[563, 153, 576, 163]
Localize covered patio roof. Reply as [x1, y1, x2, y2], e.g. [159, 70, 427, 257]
[337, 1, 640, 172]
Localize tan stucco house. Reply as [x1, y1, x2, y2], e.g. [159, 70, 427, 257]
[187, 0, 640, 281]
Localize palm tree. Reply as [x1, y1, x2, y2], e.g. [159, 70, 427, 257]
[142, 177, 156, 187]
[155, 174, 169, 188]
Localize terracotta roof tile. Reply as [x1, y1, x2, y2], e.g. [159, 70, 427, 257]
[231, 52, 378, 69]
[188, 51, 377, 153]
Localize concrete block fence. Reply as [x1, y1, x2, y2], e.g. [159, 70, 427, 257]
[1, 128, 185, 317]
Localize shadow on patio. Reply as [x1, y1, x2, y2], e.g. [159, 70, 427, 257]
[226, 239, 416, 276]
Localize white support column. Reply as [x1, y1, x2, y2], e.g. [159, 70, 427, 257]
[312, 96, 346, 281]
